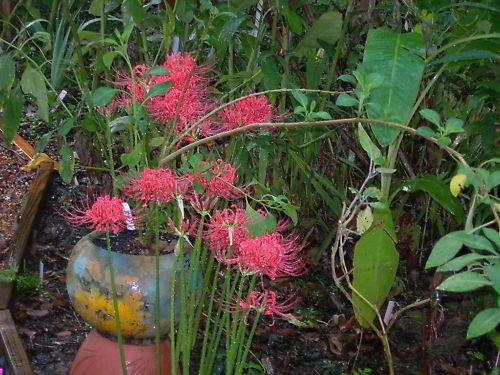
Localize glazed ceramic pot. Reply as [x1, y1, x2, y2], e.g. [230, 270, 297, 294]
[66, 230, 199, 339]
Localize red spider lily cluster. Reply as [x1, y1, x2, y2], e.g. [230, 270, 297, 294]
[103, 52, 276, 144]
[63, 160, 306, 325]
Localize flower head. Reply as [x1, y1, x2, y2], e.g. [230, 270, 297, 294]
[238, 289, 300, 326]
[123, 168, 185, 207]
[237, 232, 306, 280]
[63, 195, 129, 234]
[125, 168, 192, 207]
[196, 160, 242, 199]
[220, 95, 275, 131]
[204, 206, 249, 262]
[102, 53, 214, 142]
[144, 53, 213, 137]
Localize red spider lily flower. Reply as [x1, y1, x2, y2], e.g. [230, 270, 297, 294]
[220, 95, 275, 131]
[187, 190, 218, 214]
[104, 64, 150, 113]
[204, 206, 249, 262]
[123, 168, 192, 207]
[168, 217, 196, 241]
[103, 53, 214, 142]
[237, 289, 300, 326]
[145, 53, 214, 135]
[237, 232, 306, 280]
[196, 160, 242, 199]
[62, 195, 129, 234]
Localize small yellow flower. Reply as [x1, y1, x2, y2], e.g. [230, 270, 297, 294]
[450, 174, 467, 197]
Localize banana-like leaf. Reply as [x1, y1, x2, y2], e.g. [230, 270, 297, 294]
[363, 28, 425, 145]
[352, 209, 399, 328]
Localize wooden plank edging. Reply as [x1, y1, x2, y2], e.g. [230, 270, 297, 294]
[0, 309, 33, 375]
[0, 161, 54, 309]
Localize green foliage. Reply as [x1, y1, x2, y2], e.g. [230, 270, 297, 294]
[417, 108, 465, 146]
[3, 85, 24, 147]
[1, 1, 499, 373]
[1, 261, 42, 293]
[0, 263, 18, 282]
[16, 272, 42, 293]
[0, 54, 16, 99]
[362, 27, 425, 145]
[294, 11, 342, 57]
[426, 160, 499, 340]
[352, 209, 399, 328]
[292, 90, 332, 121]
[398, 175, 465, 225]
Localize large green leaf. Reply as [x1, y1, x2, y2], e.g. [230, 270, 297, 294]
[0, 54, 16, 95]
[425, 231, 465, 269]
[467, 308, 500, 339]
[294, 12, 342, 57]
[59, 141, 75, 183]
[437, 271, 492, 292]
[400, 175, 465, 225]
[362, 28, 425, 145]
[21, 65, 49, 122]
[2, 85, 24, 147]
[352, 218, 399, 328]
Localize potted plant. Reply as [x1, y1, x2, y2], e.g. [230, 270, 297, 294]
[61, 51, 308, 375]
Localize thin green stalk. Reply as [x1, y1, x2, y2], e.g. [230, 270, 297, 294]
[236, 310, 261, 375]
[169, 250, 179, 375]
[177, 237, 191, 374]
[319, 0, 354, 111]
[279, 24, 289, 113]
[153, 205, 161, 375]
[105, 232, 127, 375]
[199, 261, 222, 373]
[225, 274, 248, 375]
[187, 217, 207, 348]
[234, 274, 257, 373]
[380, 134, 403, 200]
[208, 267, 241, 373]
[60, 0, 89, 91]
[191, 248, 218, 350]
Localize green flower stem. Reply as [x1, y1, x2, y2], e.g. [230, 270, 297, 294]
[234, 274, 257, 374]
[103, 115, 118, 195]
[319, 0, 354, 111]
[177, 236, 190, 374]
[187, 218, 207, 348]
[208, 267, 241, 373]
[153, 205, 161, 375]
[169, 251, 178, 375]
[236, 310, 262, 375]
[225, 274, 248, 375]
[199, 261, 222, 372]
[105, 232, 127, 375]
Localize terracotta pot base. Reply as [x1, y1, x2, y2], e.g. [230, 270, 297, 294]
[70, 330, 177, 375]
